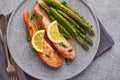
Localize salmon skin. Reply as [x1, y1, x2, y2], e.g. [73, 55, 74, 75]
[34, 4, 75, 60]
[23, 10, 62, 68]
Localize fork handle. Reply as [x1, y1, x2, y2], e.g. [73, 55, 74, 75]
[2, 36, 11, 66]
[0, 15, 11, 66]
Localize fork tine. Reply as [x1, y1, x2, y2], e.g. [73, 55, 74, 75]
[15, 74, 18, 80]
[9, 74, 12, 80]
[9, 73, 15, 80]
[13, 74, 16, 80]
[12, 73, 16, 80]
[12, 73, 14, 80]
[9, 74, 11, 80]
[11, 74, 13, 80]
[13, 74, 15, 80]
[14, 73, 17, 80]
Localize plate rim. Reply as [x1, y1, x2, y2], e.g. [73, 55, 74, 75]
[7, 0, 100, 79]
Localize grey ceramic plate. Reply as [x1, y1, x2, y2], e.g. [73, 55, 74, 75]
[7, 0, 100, 80]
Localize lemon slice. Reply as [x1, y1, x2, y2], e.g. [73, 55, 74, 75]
[31, 30, 44, 52]
[47, 21, 62, 43]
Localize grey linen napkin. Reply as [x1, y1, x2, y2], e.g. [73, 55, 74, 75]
[0, 15, 114, 80]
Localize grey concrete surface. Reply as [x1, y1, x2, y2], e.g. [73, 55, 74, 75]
[0, 0, 120, 80]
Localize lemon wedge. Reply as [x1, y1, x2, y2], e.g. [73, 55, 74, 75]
[31, 30, 44, 52]
[47, 21, 62, 43]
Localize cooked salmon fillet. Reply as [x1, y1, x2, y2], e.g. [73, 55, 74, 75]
[23, 10, 62, 68]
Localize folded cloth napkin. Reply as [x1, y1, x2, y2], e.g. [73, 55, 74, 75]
[0, 15, 114, 80]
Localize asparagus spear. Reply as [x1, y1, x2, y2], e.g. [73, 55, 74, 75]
[57, 10, 93, 45]
[57, 10, 86, 34]
[37, 0, 71, 39]
[76, 30, 93, 45]
[45, 0, 95, 36]
[49, 7, 89, 50]
[61, 0, 91, 26]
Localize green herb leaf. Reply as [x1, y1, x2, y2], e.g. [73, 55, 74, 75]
[26, 31, 31, 42]
[54, 50, 57, 54]
[45, 54, 50, 58]
[37, 27, 42, 31]
[38, 16, 43, 20]
[77, 31, 81, 35]
[63, 34, 71, 39]
[64, 58, 69, 65]
[32, 48, 37, 53]
[29, 26, 32, 30]
[57, 19, 61, 24]
[30, 13, 35, 20]
[55, 5, 60, 9]
[62, 1, 67, 6]
[27, 37, 31, 42]
[60, 42, 68, 48]
[59, 28, 63, 33]
[44, 11, 51, 18]
[71, 24, 77, 28]
[67, 49, 73, 53]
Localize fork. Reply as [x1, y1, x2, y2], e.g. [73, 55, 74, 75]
[0, 14, 17, 80]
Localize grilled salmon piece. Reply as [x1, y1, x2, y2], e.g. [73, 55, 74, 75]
[34, 4, 75, 60]
[23, 10, 62, 68]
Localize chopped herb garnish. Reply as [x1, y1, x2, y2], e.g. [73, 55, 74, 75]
[29, 26, 32, 30]
[30, 13, 35, 20]
[62, 1, 67, 6]
[64, 58, 69, 65]
[63, 34, 71, 39]
[26, 31, 31, 42]
[44, 11, 51, 18]
[77, 31, 86, 38]
[37, 27, 42, 30]
[57, 19, 61, 23]
[55, 5, 60, 9]
[38, 16, 43, 20]
[67, 49, 73, 53]
[45, 54, 50, 58]
[27, 37, 31, 42]
[60, 42, 68, 48]
[54, 50, 57, 54]
[77, 31, 81, 35]
[71, 24, 77, 28]
[32, 48, 37, 53]
[59, 28, 63, 33]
